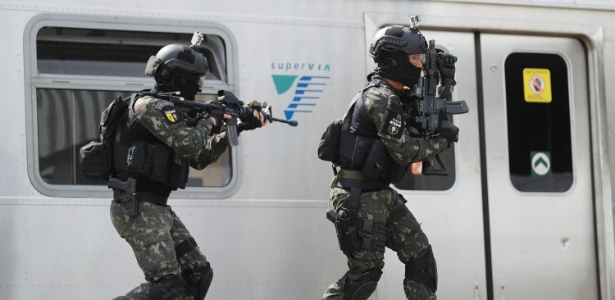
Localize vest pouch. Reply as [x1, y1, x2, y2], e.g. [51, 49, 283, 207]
[338, 130, 366, 170]
[79, 141, 110, 181]
[318, 119, 342, 162]
[148, 144, 173, 185]
[345, 133, 376, 170]
[126, 141, 155, 176]
[168, 155, 189, 189]
[360, 142, 388, 180]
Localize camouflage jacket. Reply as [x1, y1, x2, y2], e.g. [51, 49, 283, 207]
[352, 75, 449, 165]
[132, 95, 229, 170]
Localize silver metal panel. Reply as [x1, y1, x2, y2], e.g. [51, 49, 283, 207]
[481, 34, 597, 299]
[0, 200, 344, 299]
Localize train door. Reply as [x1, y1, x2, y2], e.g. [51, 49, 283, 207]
[481, 34, 597, 299]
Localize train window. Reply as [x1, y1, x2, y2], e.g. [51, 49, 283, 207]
[36, 89, 231, 187]
[30, 25, 235, 196]
[504, 53, 573, 192]
[36, 28, 226, 81]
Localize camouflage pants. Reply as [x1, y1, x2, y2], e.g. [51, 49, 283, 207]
[110, 200, 209, 299]
[322, 187, 437, 300]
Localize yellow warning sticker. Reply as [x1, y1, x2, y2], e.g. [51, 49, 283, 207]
[523, 68, 552, 103]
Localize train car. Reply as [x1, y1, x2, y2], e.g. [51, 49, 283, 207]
[1, 0, 614, 299]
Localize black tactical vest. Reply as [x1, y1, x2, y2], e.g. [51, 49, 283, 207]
[337, 79, 407, 186]
[112, 95, 189, 196]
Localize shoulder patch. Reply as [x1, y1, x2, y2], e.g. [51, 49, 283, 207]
[161, 106, 178, 123]
[379, 99, 404, 140]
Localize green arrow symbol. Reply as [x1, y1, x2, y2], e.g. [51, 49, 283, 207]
[534, 157, 548, 168]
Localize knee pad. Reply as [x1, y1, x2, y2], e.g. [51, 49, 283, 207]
[405, 245, 437, 293]
[339, 268, 383, 300]
[175, 237, 213, 299]
[183, 263, 213, 300]
[149, 275, 192, 300]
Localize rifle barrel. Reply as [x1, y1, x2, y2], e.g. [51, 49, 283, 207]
[270, 117, 298, 127]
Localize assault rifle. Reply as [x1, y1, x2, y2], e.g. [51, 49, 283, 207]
[150, 90, 298, 146]
[408, 39, 469, 175]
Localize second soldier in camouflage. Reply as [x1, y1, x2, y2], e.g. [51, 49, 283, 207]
[320, 23, 459, 300]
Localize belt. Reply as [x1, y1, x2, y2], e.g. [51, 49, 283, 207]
[337, 169, 388, 191]
[113, 190, 169, 206]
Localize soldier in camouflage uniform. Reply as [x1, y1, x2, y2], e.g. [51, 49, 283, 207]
[320, 25, 459, 300]
[110, 43, 266, 300]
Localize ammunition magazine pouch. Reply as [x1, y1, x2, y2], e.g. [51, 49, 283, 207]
[113, 141, 189, 189]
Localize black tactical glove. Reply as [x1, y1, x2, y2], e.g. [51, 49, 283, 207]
[207, 111, 224, 134]
[185, 111, 206, 126]
[237, 107, 263, 134]
[437, 52, 457, 86]
[435, 120, 459, 145]
[203, 100, 225, 134]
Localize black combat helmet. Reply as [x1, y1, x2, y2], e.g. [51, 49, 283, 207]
[368, 25, 428, 87]
[369, 26, 427, 59]
[145, 44, 208, 99]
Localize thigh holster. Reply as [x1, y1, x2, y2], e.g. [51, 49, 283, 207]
[331, 210, 387, 256]
[328, 188, 386, 257]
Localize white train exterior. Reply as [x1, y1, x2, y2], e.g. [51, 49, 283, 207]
[1, 0, 614, 299]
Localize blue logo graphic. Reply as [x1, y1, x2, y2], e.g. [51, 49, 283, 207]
[272, 75, 330, 120]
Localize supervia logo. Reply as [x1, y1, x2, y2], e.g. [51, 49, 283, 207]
[271, 62, 331, 120]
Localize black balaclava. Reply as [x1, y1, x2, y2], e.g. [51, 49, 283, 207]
[375, 50, 421, 88]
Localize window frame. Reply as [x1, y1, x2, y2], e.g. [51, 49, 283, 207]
[24, 14, 241, 199]
[503, 51, 576, 193]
